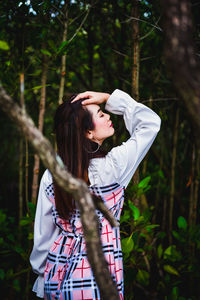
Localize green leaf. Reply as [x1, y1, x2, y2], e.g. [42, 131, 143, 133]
[13, 279, 20, 292]
[28, 232, 34, 240]
[41, 49, 52, 56]
[14, 246, 24, 254]
[163, 245, 182, 262]
[136, 269, 149, 286]
[145, 224, 160, 232]
[138, 176, 151, 189]
[120, 210, 130, 223]
[115, 19, 121, 28]
[128, 200, 140, 220]
[163, 245, 174, 257]
[20, 218, 31, 226]
[121, 236, 134, 253]
[163, 264, 179, 276]
[0, 40, 10, 51]
[93, 52, 99, 60]
[157, 244, 163, 259]
[172, 286, 179, 296]
[31, 84, 51, 90]
[57, 40, 68, 54]
[172, 230, 183, 242]
[158, 169, 165, 179]
[94, 45, 99, 50]
[0, 211, 6, 224]
[177, 216, 187, 230]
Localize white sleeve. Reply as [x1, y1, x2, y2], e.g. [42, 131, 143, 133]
[104, 89, 161, 188]
[30, 170, 60, 298]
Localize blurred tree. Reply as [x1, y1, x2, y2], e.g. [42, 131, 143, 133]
[162, 0, 200, 143]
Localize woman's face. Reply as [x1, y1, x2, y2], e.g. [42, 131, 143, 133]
[86, 104, 115, 144]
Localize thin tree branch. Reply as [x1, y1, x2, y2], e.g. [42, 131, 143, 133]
[67, 7, 90, 45]
[141, 97, 178, 103]
[139, 16, 161, 41]
[122, 15, 163, 31]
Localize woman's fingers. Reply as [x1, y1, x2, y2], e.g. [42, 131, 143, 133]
[71, 91, 93, 103]
[81, 98, 96, 105]
[71, 91, 110, 105]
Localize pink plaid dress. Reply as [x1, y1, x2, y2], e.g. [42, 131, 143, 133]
[44, 182, 125, 299]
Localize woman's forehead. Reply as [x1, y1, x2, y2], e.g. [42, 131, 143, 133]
[86, 104, 101, 116]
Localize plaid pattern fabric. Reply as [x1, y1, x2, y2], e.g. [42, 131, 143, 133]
[44, 183, 125, 300]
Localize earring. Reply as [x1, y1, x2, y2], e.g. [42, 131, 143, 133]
[85, 143, 100, 154]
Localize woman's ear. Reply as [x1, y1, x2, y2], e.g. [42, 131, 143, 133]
[86, 130, 93, 140]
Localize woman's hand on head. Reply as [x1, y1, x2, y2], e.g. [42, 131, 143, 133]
[71, 91, 110, 105]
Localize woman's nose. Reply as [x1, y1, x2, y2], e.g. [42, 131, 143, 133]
[106, 113, 110, 120]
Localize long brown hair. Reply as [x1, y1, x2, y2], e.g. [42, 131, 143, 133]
[53, 94, 106, 219]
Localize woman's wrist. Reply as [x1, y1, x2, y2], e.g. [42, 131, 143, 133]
[103, 93, 110, 103]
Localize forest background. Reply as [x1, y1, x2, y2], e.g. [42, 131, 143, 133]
[0, 0, 200, 299]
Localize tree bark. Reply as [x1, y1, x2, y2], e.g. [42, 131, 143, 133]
[192, 149, 200, 225]
[31, 53, 48, 203]
[58, 0, 69, 105]
[131, 0, 141, 209]
[25, 138, 29, 211]
[189, 146, 200, 227]
[131, 0, 140, 101]
[161, 0, 200, 145]
[169, 107, 179, 243]
[19, 73, 25, 222]
[87, 20, 93, 88]
[0, 85, 120, 300]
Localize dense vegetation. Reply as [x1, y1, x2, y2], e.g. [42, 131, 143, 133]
[0, 1, 200, 299]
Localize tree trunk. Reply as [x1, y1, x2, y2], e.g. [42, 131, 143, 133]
[87, 20, 93, 88]
[192, 148, 200, 225]
[131, 0, 140, 208]
[0, 85, 120, 300]
[189, 145, 200, 227]
[18, 73, 25, 222]
[161, 0, 200, 145]
[169, 107, 179, 243]
[58, 0, 69, 105]
[131, 0, 140, 101]
[25, 138, 29, 211]
[153, 134, 164, 225]
[31, 53, 48, 204]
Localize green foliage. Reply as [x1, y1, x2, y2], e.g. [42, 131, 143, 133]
[126, 176, 152, 200]
[41, 49, 52, 57]
[121, 178, 200, 299]
[177, 216, 187, 230]
[121, 235, 134, 253]
[0, 204, 35, 298]
[0, 40, 10, 51]
[57, 40, 69, 55]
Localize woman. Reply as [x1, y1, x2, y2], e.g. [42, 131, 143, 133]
[30, 89, 161, 299]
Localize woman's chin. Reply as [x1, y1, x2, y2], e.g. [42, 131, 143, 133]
[108, 128, 115, 137]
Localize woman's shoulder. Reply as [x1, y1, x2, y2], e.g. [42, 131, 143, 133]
[89, 151, 123, 186]
[40, 169, 53, 186]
